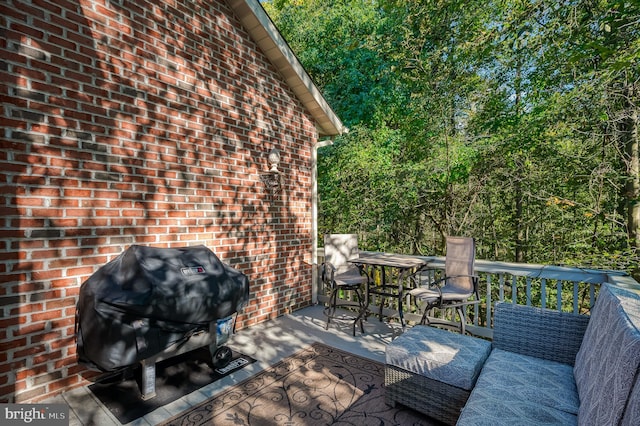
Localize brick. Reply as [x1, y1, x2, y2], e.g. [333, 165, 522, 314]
[31, 309, 62, 322]
[33, 371, 63, 386]
[31, 269, 62, 281]
[0, 316, 26, 329]
[0, 337, 27, 352]
[50, 317, 75, 331]
[45, 297, 75, 310]
[0, 295, 26, 307]
[9, 302, 44, 316]
[12, 344, 46, 360]
[33, 350, 61, 366]
[14, 385, 45, 403]
[47, 375, 79, 393]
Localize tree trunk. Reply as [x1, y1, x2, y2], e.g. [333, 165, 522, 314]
[513, 49, 525, 263]
[515, 175, 525, 262]
[622, 81, 640, 248]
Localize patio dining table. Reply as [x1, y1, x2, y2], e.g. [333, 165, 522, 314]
[349, 251, 428, 328]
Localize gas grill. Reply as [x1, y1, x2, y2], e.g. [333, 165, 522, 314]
[75, 245, 249, 399]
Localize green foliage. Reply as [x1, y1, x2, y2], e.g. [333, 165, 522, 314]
[265, 0, 640, 275]
[264, 0, 398, 127]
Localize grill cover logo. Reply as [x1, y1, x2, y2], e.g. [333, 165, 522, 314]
[181, 266, 206, 276]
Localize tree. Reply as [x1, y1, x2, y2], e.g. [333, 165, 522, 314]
[264, 0, 640, 275]
[573, 0, 640, 249]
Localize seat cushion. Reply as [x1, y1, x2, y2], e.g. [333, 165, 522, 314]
[457, 393, 578, 426]
[457, 348, 579, 426]
[574, 284, 640, 426]
[408, 286, 441, 301]
[385, 325, 491, 390]
[483, 349, 579, 414]
[409, 286, 472, 302]
[334, 266, 366, 287]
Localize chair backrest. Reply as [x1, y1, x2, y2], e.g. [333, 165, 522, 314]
[324, 234, 359, 273]
[444, 236, 475, 294]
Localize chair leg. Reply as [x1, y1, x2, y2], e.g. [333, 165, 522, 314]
[353, 286, 365, 336]
[456, 307, 466, 335]
[325, 288, 337, 330]
[419, 302, 435, 325]
[326, 285, 366, 335]
[359, 287, 365, 333]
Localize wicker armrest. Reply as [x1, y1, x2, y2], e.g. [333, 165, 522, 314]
[492, 302, 590, 365]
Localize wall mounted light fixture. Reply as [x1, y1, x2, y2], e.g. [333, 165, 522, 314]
[261, 148, 282, 195]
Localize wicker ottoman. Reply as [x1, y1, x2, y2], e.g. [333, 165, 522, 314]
[385, 325, 491, 425]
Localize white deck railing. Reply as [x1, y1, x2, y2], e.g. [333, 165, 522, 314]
[315, 250, 634, 338]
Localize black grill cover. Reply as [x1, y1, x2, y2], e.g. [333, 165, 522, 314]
[76, 245, 249, 371]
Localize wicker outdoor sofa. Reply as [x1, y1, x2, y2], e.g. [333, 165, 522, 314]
[385, 283, 640, 425]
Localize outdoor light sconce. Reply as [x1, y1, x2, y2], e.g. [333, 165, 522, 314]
[261, 148, 283, 195]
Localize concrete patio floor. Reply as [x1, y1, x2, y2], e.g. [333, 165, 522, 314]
[45, 304, 407, 426]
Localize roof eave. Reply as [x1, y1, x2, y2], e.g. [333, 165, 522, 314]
[228, 0, 346, 137]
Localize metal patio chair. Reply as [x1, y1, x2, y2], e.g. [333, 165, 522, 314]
[321, 234, 368, 336]
[409, 236, 480, 334]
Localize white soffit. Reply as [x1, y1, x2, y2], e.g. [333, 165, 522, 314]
[228, 0, 346, 136]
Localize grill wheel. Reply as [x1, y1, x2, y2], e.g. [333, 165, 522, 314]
[212, 346, 233, 369]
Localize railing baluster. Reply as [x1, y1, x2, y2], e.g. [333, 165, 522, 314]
[512, 275, 517, 304]
[541, 278, 547, 309]
[499, 273, 505, 302]
[557, 280, 563, 311]
[485, 274, 492, 328]
[573, 281, 580, 314]
[526, 277, 532, 306]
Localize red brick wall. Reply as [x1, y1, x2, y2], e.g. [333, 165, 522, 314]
[0, 0, 317, 402]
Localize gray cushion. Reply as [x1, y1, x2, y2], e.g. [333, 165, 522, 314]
[385, 325, 491, 390]
[458, 390, 578, 426]
[574, 284, 640, 426]
[458, 349, 579, 425]
[472, 349, 579, 415]
[622, 373, 640, 426]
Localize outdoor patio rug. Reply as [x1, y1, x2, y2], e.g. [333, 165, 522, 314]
[89, 346, 255, 424]
[159, 342, 437, 426]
